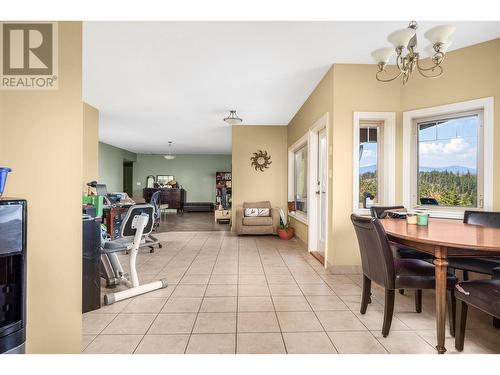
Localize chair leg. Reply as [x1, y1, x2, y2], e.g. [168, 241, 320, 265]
[462, 270, 469, 281]
[360, 275, 371, 314]
[399, 289, 405, 295]
[414, 290, 422, 313]
[493, 317, 500, 329]
[455, 300, 468, 352]
[447, 289, 456, 337]
[382, 289, 395, 337]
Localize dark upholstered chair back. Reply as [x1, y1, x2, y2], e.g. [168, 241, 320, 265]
[370, 205, 405, 219]
[463, 210, 500, 228]
[351, 214, 395, 289]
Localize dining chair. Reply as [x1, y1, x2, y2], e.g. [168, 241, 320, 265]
[454, 267, 500, 351]
[351, 214, 458, 337]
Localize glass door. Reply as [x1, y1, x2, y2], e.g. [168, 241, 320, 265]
[317, 127, 327, 256]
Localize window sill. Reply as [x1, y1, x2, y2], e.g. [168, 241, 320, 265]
[289, 211, 308, 225]
[353, 208, 371, 217]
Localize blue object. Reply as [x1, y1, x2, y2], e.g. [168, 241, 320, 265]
[0, 167, 12, 197]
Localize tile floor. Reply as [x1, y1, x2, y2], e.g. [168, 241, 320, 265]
[82, 231, 500, 354]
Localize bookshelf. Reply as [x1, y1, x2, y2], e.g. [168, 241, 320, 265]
[216, 172, 232, 210]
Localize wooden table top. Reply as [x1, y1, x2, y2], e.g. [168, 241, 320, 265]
[380, 218, 500, 252]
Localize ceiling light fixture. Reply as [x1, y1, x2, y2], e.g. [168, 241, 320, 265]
[223, 110, 243, 125]
[164, 141, 176, 160]
[372, 21, 455, 84]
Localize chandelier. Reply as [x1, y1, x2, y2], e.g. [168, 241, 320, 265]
[164, 141, 176, 160]
[223, 110, 243, 125]
[372, 21, 455, 84]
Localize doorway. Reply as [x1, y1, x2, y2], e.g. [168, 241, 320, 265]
[123, 161, 134, 197]
[307, 113, 329, 265]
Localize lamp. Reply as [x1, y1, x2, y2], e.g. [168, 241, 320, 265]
[164, 141, 176, 160]
[223, 110, 243, 125]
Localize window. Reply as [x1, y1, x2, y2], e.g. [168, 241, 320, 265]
[358, 122, 382, 208]
[288, 134, 309, 222]
[403, 98, 494, 218]
[353, 112, 396, 214]
[416, 112, 482, 208]
[293, 145, 308, 214]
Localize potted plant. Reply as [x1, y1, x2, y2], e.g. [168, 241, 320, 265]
[277, 208, 294, 240]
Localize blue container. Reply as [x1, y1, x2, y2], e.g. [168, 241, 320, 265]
[0, 167, 12, 197]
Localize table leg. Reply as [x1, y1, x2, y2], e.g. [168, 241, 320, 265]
[433, 246, 448, 354]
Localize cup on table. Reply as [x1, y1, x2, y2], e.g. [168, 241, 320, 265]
[417, 212, 429, 226]
[406, 212, 418, 225]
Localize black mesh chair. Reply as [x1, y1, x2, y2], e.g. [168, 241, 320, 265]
[351, 214, 457, 337]
[147, 191, 163, 252]
[455, 267, 500, 351]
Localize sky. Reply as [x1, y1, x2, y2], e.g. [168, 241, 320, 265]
[359, 115, 478, 170]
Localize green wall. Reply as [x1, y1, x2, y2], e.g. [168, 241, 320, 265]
[133, 154, 232, 202]
[98, 142, 137, 192]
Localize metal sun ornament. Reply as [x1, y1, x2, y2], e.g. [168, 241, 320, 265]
[250, 150, 272, 172]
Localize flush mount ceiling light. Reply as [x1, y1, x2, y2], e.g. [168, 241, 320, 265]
[223, 110, 243, 125]
[164, 141, 176, 160]
[372, 21, 455, 84]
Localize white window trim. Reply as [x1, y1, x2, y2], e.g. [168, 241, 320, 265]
[403, 97, 494, 219]
[353, 112, 396, 215]
[288, 133, 309, 225]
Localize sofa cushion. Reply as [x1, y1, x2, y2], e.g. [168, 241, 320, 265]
[243, 201, 271, 210]
[244, 208, 270, 217]
[243, 216, 273, 226]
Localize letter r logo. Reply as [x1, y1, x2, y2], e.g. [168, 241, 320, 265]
[2, 23, 53, 75]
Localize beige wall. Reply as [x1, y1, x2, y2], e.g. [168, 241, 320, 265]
[83, 103, 99, 193]
[232, 125, 288, 225]
[287, 67, 334, 244]
[0, 22, 83, 353]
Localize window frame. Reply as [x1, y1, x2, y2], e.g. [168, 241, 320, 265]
[353, 112, 396, 216]
[403, 97, 494, 219]
[288, 133, 309, 224]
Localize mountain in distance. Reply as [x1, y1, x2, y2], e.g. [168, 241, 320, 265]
[360, 165, 476, 175]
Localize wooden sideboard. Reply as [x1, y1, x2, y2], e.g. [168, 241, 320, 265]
[143, 188, 186, 212]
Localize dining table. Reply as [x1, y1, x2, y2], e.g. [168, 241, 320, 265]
[380, 217, 500, 354]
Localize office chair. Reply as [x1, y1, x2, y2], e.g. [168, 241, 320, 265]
[148, 190, 163, 252]
[100, 204, 168, 305]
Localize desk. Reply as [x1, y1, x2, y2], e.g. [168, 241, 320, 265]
[381, 218, 500, 354]
[143, 188, 186, 212]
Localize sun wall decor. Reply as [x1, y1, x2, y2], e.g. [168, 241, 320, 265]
[250, 150, 272, 172]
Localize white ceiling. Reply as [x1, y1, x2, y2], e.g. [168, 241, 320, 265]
[83, 21, 500, 155]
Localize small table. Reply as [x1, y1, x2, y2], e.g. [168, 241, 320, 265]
[215, 209, 231, 224]
[380, 218, 500, 354]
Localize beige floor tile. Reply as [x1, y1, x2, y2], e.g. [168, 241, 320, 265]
[200, 297, 237, 313]
[372, 330, 436, 354]
[239, 266, 264, 275]
[305, 295, 349, 311]
[238, 296, 275, 312]
[102, 313, 156, 335]
[298, 283, 335, 296]
[81, 334, 96, 352]
[268, 284, 303, 296]
[205, 284, 238, 297]
[238, 284, 270, 297]
[395, 311, 440, 330]
[237, 333, 286, 354]
[321, 275, 356, 284]
[122, 297, 167, 313]
[82, 313, 117, 335]
[237, 312, 281, 333]
[276, 311, 323, 332]
[193, 312, 237, 333]
[283, 332, 337, 354]
[265, 274, 296, 284]
[171, 284, 207, 297]
[83, 334, 143, 354]
[292, 274, 325, 284]
[91, 299, 131, 314]
[316, 311, 366, 331]
[134, 334, 189, 354]
[264, 267, 291, 276]
[355, 310, 410, 331]
[272, 296, 311, 312]
[161, 297, 203, 313]
[148, 313, 197, 334]
[180, 274, 211, 284]
[186, 334, 236, 354]
[340, 295, 384, 311]
[416, 328, 500, 354]
[327, 331, 387, 354]
[209, 274, 238, 284]
[238, 274, 267, 284]
[328, 283, 362, 296]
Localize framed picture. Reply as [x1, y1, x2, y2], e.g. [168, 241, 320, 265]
[157, 175, 174, 186]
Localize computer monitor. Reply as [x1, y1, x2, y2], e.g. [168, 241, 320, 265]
[96, 184, 108, 197]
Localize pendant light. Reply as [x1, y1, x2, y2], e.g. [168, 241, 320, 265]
[223, 110, 243, 125]
[164, 141, 176, 160]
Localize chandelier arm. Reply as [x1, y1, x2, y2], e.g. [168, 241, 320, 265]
[417, 64, 443, 78]
[376, 69, 402, 83]
[416, 52, 445, 72]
